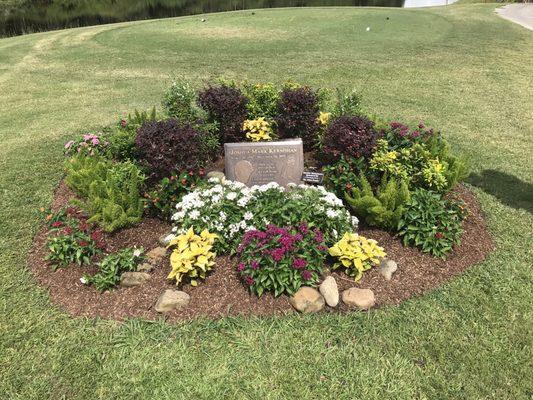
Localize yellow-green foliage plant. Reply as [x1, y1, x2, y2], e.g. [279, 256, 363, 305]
[167, 228, 217, 286]
[328, 232, 386, 281]
[345, 172, 410, 231]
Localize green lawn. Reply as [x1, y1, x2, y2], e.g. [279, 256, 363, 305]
[1, 4, 532, 399]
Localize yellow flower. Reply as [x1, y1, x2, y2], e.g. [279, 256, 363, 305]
[243, 118, 273, 142]
[318, 111, 332, 126]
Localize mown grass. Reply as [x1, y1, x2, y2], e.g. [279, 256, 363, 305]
[0, 4, 532, 399]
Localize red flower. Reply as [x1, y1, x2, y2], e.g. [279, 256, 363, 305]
[301, 270, 313, 281]
[181, 179, 187, 185]
[62, 227, 73, 235]
[245, 276, 255, 286]
[199, 169, 205, 177]
[434, 232, 444, 239]
[78, 240, 89, 247]
[51, 221, 63, 228]
[120, 119, 127, 127]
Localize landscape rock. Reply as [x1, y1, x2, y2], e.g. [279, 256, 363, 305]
[289, 287, 325, 313]
[137, 263, 154, 273]
[319, 276, 339, 307]
[206, 170, 225, 182]
[342, 288, 375, 310]
[155, 289, 190, 313]
[146, 247, 167, 265]
[158, 233, 174, 247]
[119, 272, 151, 287]
[379, 259, 398, 281]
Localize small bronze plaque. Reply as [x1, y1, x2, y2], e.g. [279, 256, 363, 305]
[224, 139, 304, 187]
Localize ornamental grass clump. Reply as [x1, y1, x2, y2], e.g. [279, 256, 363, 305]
[329, 232, 386, 281]
[167, 228, 217, 286]
[237, 224, 328, 297]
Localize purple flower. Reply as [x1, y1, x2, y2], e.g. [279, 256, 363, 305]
[418, 122, 425, 129]
[314, 230, 324, 243]
[251, 260, 259, 270]
[245, 276, 255, 286]
[271, 248, 285, 262]
[237, 263, 245, 272]
[301, 270, 313, 281]
[292, 258, 307, 270]
[299, 222, 309, 234]
[411, 130, 420, 138]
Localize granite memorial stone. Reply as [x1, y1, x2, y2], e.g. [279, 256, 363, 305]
[224, 139, 304, 187]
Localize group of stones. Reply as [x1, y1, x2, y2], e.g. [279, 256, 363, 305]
[289, 259, 397, 313]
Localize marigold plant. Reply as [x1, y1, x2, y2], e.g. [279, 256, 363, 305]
[243, 117, 273, 141]
[328, 232, 386, 281]
[167, 228, 217, 286]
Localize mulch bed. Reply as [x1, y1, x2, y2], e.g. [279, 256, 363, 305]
[29, 182, 494, 322]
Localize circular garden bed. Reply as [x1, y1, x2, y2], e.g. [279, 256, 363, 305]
[29, 80, 494, 321]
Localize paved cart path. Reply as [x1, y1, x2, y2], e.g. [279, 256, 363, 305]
[496, 3, 533, 30]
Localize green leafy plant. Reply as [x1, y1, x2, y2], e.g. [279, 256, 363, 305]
[84, 248, 144, 292]
[398, 189, 467, 259]
[242, 82, 280, 120]
[332, 88, 362, 117]
[146, 169, 205, 220]
[41, 207, 106, 269]
[236, 224, 328, 297]
[323, 155, 365, 199]
[162, 79, 199, 122]
[65, 155, 145, 232]
[345, 172, 410, 231]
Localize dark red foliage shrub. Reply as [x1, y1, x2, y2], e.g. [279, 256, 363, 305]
[135, 119, 207, 182]
[197, 86, 248, 143]
[321, 115, 381, 164]
[275, 87, 320, 151]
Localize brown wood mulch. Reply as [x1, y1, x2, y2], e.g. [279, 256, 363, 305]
[28, 182, 494, 322]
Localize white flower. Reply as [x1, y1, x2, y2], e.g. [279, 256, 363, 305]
[80, 277, 88, 285]
[243, 211, 253, 221]
[237, 197, 250, 207]
[212, 194, 222, 204]
[226, 192, 237, 201]
[133, 248, 143, 257]
[351, 216, 359, 228]
[189, 210, 200, 219]
[219, 211, 227, 221]
[326, 209, 338, 219]
[332, 229, 338, 238]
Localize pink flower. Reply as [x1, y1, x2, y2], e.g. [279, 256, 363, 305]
[292, 258, 307, 270]
[301, 270, 312, 281]
[251, 260, 259, 270]
[270, 248, 285, 262]
[91, 137, 100, 145]
[245, 276, 255, 286]
[237, 263, 245, 272]
[64, 140, 74, 149]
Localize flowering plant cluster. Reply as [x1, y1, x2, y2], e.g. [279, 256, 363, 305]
[243, 117, 273, 142]
[236, 224, 328, 297]
[398, 189, 467, 259]
[83, 247, 144, 292]
[146, 169, 206, 220]
[64, 133, 108, 157]
[167, 228, 217, 286]
[328, 232, 386, 281]
[40, 207, 105, 269]
[170, 179, 358, 253]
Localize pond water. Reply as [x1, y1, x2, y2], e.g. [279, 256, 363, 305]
[0, 0, 456, 37]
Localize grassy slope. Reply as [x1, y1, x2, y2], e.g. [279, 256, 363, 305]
[0, 4, 532, 399]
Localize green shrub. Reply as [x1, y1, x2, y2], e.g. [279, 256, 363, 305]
[242, 82, 280, 120]
[332, 88, 362, 117]
[345, 173, 410, 231]
[398, 189, 467, 259]
[65, 155, 145, 232]
[323, 155, 365, 199]
[84, 248, 145, 292]
[162, 79, 199, 122]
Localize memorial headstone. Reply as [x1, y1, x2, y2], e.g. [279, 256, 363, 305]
[224, 139, 304, 187]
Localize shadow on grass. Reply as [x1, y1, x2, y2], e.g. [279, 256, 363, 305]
[468, 169, 533, 214]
